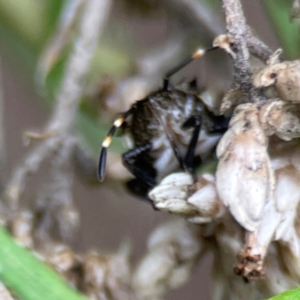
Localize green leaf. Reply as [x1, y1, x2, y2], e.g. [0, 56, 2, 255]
[263, 0, 300, 59]
[0, 226, 87, 300]
[265, 287, 300, 300]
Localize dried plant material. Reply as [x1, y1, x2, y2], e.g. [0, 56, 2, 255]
[0, 282, 14, 300]
[5, 0, 112, 213]
[9, 210, 34, 249]
[234, 234, 264, 280]
[133, 218, 203, 300]
[216, 103, 274, 232]
[213, 34, 236, 58]
[149, 172, 226, 223]
[44, 243, 82, 288]
[266, 49, 283, 65]
[37, 0, 86, 84]
[46, 244, 80, 273]
[148, 141, 300, 289]
[259, 100, 300, 141]
[233, 142, 300, 282]
[148, 173, 198, 215]
[4, 0, 300, 299]
[220, 88, 243, 114]
[23, 129, 57, 146]
[216, 97, 300, 233]
[254, 50, 300, 102]
[186, 173, 226, 223]
[83, 247, 135, 300]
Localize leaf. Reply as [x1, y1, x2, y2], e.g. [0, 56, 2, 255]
[263, 0, 300, 59]
[265, 287, 300, 300]
[0, 226, 87, 300]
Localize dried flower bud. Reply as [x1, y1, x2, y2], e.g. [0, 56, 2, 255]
[259, 100, 300, 141]
[233, 142, 300, 280]
[187, 174, 226, 224]
[149, 173, 225, 222]
[216, 103, 274, 232]
[253, 49, 300, 102]
[148, 173, 198, 215]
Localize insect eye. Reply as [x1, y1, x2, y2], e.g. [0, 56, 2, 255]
[269, 72, 277, 79]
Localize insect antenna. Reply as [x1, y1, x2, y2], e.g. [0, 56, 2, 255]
[98, 109, 134, 182]
[163, 46, 219, 90]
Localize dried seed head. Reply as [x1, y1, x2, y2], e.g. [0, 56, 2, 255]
[232, 142, 300, 281]
[216, 103, 274, 232]
[133, 218, 202, 299]
[149, 173, 225, 222]
[83, 250, 134, 300]
[10, 210, 34, 248]
[148, 173, 199, 215]
[259, 100, 300, 141]
[47, 244, 79, 273]
[234, 246, 264, 280]
[187, 174, 226, 224]
[253, 50, 300, 102]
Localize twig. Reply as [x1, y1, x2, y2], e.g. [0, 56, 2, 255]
[219, 0, 273, 111]
[246, 33, 273, 62]
[5, 136, 61, 210]
[34, 136, 79, 246]
[222, 0, 252, 96]
[5, 0, 112, 210]
[47, 0, 112, 133]
[36, 0, 86, 86]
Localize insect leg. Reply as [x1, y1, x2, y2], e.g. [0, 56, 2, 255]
[98, 109, 134, 182]
[122, 143, 157, 188]
[182, 115, 202, 182]
[126, 178, 158, 205]
[206, 112, 230, 134]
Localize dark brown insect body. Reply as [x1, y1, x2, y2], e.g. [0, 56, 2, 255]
[98, 47, 229, 198]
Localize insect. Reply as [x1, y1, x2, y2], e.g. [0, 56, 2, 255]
[98, 47, 229, 198]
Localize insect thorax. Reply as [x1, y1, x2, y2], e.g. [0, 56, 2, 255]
[126, 88, 204, 149]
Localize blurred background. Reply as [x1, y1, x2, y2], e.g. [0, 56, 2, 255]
[0, 0, 299, 299]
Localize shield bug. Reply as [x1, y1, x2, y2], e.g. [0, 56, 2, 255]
[98, 47, 229, 198]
